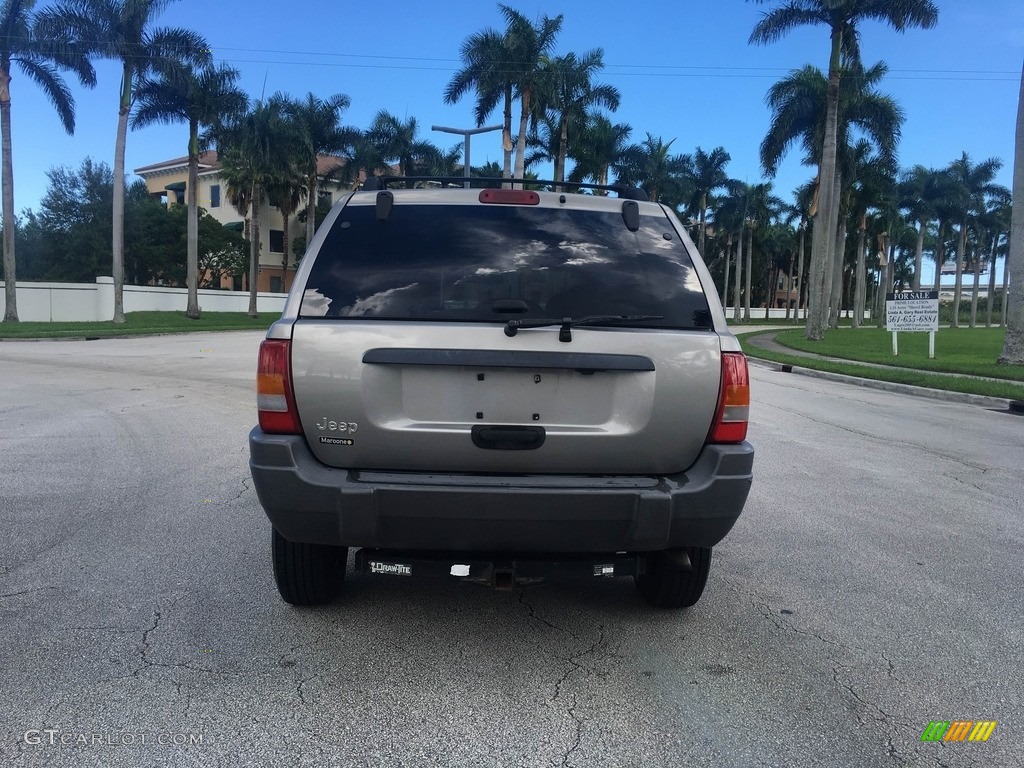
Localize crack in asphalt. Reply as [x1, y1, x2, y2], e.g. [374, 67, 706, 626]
[942, 472, 986, 493]
[517, 589, 579, 638]
[560, 692, 584, 768]
[231, 475, 253, 503]
[752, 597, 927, 767]
[515, 605, 623, 768]
[296, 674, 319, 708]
[133, 595, 225, 679]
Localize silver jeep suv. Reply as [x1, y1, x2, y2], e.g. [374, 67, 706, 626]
[248, 178, 753, 609]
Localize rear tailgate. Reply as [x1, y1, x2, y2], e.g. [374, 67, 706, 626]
[291, 321, 721, 474]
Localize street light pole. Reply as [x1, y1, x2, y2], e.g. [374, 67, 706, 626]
[431, 124, 503, 188]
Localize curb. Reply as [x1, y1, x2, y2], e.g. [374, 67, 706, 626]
[748, 358, 1014, 410]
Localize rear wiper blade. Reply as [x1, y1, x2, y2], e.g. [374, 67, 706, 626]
[504, 314, 664, 342]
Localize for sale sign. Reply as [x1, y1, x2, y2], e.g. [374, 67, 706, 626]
[886, 291, 939, 332]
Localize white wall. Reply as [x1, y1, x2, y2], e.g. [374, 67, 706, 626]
[0, 277, 286, 322]
[723, 307, 873, 320]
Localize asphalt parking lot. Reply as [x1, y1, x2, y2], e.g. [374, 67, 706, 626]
[1, 331, 1021, 767]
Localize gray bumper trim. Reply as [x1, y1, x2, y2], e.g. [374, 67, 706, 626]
[248, 428, 753, 553]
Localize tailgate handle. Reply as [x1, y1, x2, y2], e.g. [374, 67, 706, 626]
[471, 425, 546, 450]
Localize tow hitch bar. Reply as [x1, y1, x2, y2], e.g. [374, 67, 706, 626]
[354, 549, 642, 589]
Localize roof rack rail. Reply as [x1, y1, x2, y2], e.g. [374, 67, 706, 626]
[360, 175, 648, 202]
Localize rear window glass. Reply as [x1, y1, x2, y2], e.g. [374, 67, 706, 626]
[300, 202, 712, 329]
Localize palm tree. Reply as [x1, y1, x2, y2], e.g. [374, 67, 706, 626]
[524, 113, 558, 174]
[715, 182, 753, 321]
[217, 101, 290, 316]
[791, 181, 816, 321]
[846, 144, 895, 327]
[265, 152, 305, 288]
[1, 0, 95, 323]
[758, 59, 904, 335]
[40, 0, 209, 323]
[970, 196, 1010, 328]
[444, 27, 513, 179]
[946, 152, 1005, 328]
[367, 111, 443, 184]
[1000, 59, 1023, 363]
[496, 4, 562, 184]
[750, 0, 939, 340]
[984, 197, 1011, 327]
[615, 134, 690, 207]
[535, 49, 619, 188]
[284, 92, 353, 249]
[743, 182, 784, 319]
[897, 165, 942, 291]
[566, 111, 631, 189]
[684, 146, 731, 256]
[131, 63, 245, 318]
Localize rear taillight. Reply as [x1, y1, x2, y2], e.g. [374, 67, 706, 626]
[709, 352, 750, 444]
[257, 339, 302, 434]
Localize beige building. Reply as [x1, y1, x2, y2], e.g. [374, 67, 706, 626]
[134, 151, 351, 293]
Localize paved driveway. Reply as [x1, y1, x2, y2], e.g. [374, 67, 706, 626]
[1, 332, 1020, 767]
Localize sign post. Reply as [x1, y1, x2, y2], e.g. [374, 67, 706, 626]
[885, 290, 939, 357]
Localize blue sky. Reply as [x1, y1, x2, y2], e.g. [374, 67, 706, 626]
[11, 1, 1024, 281]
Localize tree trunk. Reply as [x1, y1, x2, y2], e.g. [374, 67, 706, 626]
[828, 195, 846, 329]
[785, 247, 795, 321]
[698, 192, 707, 256]
[998, 57, 1024, 364]
[876, 248, 894, 328]
[502, 86, 513, 181]
[934, 224, 945, 292]
[722, 232, 732, 308]
[733, 227, 743, 322]
[248, 182, 260, 317]
[743, 224, 753, 320]
[555, 113, 569, 188]
[913, 220, 926, 291]
[806, 32, 842, 341]
[1002, 255, 1010, 328]
[186, 119, 200, 319]
[987, 233, 998, 326]
[514, 88, 531, 186]
[853, 214, 867, 329]
[305, 171, 317, 251]
[875, 265, 887, 328]
[282, 210, 291, 288]
[970, 241, 982, 327]
[796, 225, 806, 322]
[112, 65, 132, 324]
[952, 219, 967, 328]
[1, 65, 18, 322]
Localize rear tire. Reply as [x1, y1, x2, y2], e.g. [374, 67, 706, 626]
[271, 528, 347, 606]
[634, 547, 712, 609]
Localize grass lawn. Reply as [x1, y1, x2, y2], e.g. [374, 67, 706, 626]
[0, 311, 274, 339]
[737, 331, 1024, 402]
[773, 326, 1024, 383]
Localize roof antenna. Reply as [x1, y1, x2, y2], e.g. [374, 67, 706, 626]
[260, 69, 268, 101]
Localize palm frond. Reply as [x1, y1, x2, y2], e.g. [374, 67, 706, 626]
[16, 55, 76, 133]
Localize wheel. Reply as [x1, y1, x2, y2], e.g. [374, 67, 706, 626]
[271, 527, 347, 606]
[634, 547, 712, 609]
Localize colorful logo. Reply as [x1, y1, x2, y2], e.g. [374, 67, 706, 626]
[920, 721, 997, 742]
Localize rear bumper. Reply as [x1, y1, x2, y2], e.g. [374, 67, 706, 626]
[248, 427, 753, 553]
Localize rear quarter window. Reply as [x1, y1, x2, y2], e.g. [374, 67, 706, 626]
[300, 202, 712, 329]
